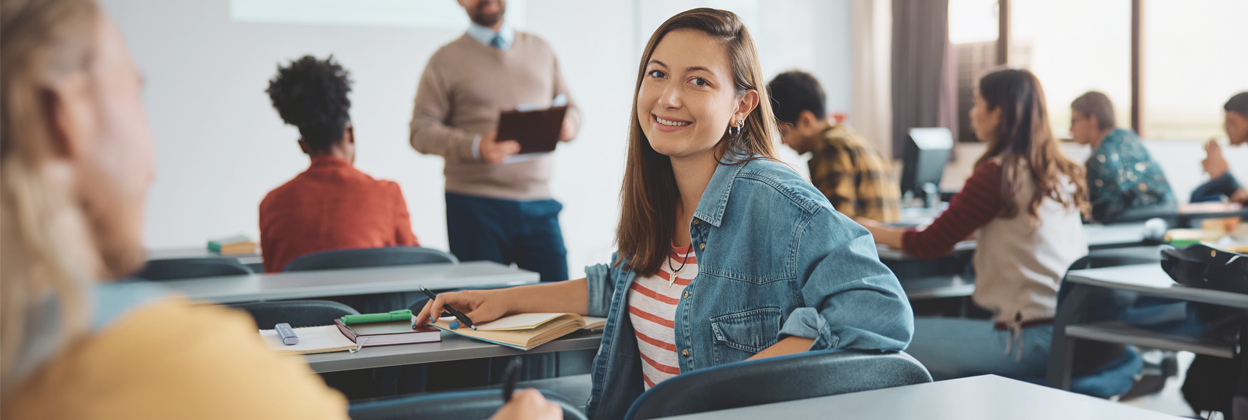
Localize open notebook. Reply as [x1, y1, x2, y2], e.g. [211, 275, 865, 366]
[432, 313, 606, 351]
[259, 325, 359, 355]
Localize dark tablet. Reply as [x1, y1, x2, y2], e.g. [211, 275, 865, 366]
[496, 105, 567, 154]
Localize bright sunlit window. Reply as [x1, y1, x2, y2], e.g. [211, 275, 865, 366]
[1012, 0, 1132, 139]
[1143, 0, 1248, 141]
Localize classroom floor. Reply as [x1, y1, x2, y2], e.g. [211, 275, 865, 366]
[1119, 351, 1221, 419]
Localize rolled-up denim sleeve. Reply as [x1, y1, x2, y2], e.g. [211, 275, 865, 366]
[584, 261, 616, 318]
[780, 209, 914, 352]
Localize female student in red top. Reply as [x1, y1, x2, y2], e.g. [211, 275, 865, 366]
[259, 56, 419, 274]
[857, 69, 1134, 389]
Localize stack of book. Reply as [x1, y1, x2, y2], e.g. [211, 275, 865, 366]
[258, 319, 441, 355]
[207, 234, 257, 255]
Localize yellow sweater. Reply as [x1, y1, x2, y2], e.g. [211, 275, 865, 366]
[4, 297, 348, 419]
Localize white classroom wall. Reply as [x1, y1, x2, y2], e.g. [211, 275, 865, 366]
[98, 0, 854, 278]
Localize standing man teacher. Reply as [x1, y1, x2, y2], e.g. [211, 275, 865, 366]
[410, 0, 580, 282]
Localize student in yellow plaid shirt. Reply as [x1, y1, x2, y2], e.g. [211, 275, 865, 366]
[768, 71, 901, 222]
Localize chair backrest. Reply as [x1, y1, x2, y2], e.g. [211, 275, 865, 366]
[133, 258, 252, 281]
[283, 247, 458, 272]
[1057, 252, 1161, 375]
[227, 300, 359, 329]
[348, 389, 586, 420]
[623, 350, 932, 420]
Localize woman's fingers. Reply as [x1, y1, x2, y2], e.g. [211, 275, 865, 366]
[413, 299, 436, 326]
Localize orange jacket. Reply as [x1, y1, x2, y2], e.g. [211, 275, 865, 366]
[260, 156, 418, 272]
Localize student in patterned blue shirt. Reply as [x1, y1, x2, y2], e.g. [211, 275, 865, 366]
[1070, 91, 1175, 222]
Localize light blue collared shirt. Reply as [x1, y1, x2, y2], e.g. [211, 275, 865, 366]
[466, 21, 515, 51]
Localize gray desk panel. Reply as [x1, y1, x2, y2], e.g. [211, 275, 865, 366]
[1066, 323, 1234, 359]
[147, 246, 263, 265]
[1066, 264, 1248, 309]
[162, 261, 538, 303]
[878, 223, 1147, 261]
[660, 375, 1179, 420]
[900, 275, 975, 300]
[304, 331, 602, 373]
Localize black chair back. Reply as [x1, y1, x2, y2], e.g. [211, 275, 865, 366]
[1057, 251, 1167, 374]
[283, 247, 458, 272]
[348, 389, 586, 420]
[623, 350, 931, 420]
[133, 257, 252, 281]
[227, 300, 359, 329]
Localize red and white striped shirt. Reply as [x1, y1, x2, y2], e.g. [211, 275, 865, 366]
[628, 245, 697, 389]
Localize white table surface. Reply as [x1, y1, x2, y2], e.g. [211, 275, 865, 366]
[878, 223, 1150, 260]
[161, 261, 538, 303]
[1066, 263, 1248, 309]
[147, 246, 263, 265]
[659, 375, 1180, 420]
[303, 330, 602, 373]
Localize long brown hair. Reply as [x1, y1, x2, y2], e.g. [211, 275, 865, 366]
[614, 8, 780, 276]
[1, 0, 102, 395]
[974, 68, 1087, 220]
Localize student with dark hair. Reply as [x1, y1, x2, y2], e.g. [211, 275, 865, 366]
[768, 71, 901, 222]
[1191, 92, 1248, 204]
[260, 56, 419, 274]
[857, 69, 1134, 394]
[414, 9, 912, 420]
[1069, 91, 1174, 222]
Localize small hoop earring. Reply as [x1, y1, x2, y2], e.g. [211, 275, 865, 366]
[726, 119, 745, 137]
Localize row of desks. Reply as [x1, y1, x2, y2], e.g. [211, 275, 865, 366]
[145, 223, 1200, 418]
[153, 222, 1155, 304]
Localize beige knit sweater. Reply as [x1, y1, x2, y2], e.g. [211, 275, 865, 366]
[409, 32, 580, 200]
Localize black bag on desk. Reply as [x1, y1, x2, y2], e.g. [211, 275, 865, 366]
[1161, 244, 1248, 294]
[1162, 244, 1248, 416]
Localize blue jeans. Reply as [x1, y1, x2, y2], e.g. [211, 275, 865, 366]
[1190, 172, 1241, 203]
[905, 317, 1052, 381]
[445, 192, 568, 282]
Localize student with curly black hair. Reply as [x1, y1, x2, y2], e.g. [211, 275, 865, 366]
[260, 55, 420, 276]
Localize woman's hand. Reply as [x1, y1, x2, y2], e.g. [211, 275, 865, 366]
[1203, 139, 1229, 178]
[413, 289, 511, 327]
[854, 217, 905, 249]
[488, 389, 562, 420]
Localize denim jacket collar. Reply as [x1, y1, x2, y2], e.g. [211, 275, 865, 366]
[692, 158, 748, 227]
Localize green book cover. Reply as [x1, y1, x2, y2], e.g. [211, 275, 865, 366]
[207, 234, 252, 253]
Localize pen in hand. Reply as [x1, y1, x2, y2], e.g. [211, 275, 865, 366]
[419, 286, 477, 330]
[502, 357, 523, 403]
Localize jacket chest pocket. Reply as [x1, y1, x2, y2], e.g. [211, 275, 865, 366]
[710, 307, 782, 365]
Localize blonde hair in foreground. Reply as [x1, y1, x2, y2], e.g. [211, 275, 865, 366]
[0, 0, 103, 396]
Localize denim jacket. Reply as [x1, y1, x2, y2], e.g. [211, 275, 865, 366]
[582, 158, 914, 420]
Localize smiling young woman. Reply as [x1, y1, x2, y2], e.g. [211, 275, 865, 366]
[415, 8, 913, 420]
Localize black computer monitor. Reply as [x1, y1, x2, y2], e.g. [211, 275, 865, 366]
[899, 127, 953, 203]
